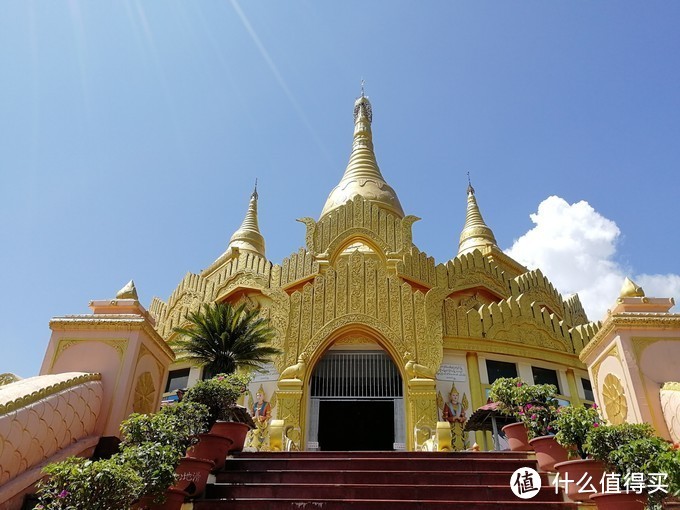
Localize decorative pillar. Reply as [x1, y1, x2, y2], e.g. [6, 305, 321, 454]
[40, 281, 175, 438]
[407, 378, 438, 451]
[466, 352, 486, 447]
[579, 279, 680, 440]
[565, 369, 582, 407]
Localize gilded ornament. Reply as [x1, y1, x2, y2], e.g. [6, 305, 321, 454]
[602, 373, 628, 425]
[116, 280, 139, 300]
[133, 372, 156, 414]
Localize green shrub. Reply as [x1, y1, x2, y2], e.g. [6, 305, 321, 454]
[585, 422, 655, 467]
[36, 456, 142, 510]
[554, 404, 603, 459]
[120, 401, 209, 454]
[183, 372, 252, 426]
[118, 442, 180, 504]
[488, 377, 526, 418]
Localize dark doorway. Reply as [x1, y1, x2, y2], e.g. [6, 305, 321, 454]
[318, 400, 394, 451]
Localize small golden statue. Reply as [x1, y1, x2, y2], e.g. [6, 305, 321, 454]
[245, 385, 277, 451]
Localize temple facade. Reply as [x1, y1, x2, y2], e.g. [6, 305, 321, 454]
[149, 94, 601, 452]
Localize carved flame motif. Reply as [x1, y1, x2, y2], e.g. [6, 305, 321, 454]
[133, 372, 156, 414]
[602, 373, 627, 425]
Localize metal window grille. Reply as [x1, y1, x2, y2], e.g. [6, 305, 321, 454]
[310, 352, 403, 398]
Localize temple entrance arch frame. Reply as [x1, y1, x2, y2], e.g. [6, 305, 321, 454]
[275, 314, 435, 451]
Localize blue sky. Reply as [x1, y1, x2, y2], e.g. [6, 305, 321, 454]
[1, 1, 679, 378]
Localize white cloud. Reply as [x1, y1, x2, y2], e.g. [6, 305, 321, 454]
[505, 196, 679, 322]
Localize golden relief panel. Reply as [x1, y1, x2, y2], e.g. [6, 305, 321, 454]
[602, 373, 628, 425]
[133, 372, 156, 415]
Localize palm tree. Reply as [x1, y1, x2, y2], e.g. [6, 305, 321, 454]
[173, 302, 281, 377]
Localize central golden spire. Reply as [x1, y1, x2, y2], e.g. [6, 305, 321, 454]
[228, 183, 266, 257]
[458, 181, 498, 256]
[320, 92, 404, 218]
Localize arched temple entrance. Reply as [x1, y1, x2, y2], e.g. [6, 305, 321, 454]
[306, 350, 405, 451]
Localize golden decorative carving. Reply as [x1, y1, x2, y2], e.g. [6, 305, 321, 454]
[116, 280, 139, 300]
[133, 372, 156, 414]
[602, 373, 628, 425]
[0, 373, 101, 416]
[0, 373, 20, 386]
[620, 277, 645, 298]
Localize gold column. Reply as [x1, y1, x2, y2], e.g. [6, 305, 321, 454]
[566, 369, 582, 407]
[466, 352, 486, 447]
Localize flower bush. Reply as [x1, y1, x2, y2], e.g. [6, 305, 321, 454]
[516, 384, 559, 439]
[36, 456, 143, 510]
[554, 403, 603, 459]
[184, 372, 254, 426]
[488, 377, 527, 418]
[489, 378, 559, 438]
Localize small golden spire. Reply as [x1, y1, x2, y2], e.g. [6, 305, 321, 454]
[116, 280, 139, 300]
[457, 179, 498, 256]
[320, 93, 404, 218]
[619, 277, 645, 298]
[228, 184, 266, 257]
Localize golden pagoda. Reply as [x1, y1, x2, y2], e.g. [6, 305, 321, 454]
[150, 93, 600, 451]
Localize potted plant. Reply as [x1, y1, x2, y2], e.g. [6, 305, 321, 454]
[183, 372, 255, 452]
[121, 401, 214, 501]
[553, 403, 606, 502]
[36, 456, 143, 510]
[586, 423, 670, 510]
[519, 384, 568, 471]
[489, 377, 532, 451]
[119, 442, 183, 509]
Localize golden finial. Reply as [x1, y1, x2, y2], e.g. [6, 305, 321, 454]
[228, 185, 266, 257]
[467, 172, 475, 195]
[619, 277, 645, 298]
[458, 182, 498, 256]
[320, 94, 404, 218]
[116, 280, 139, 300]
[360, 78, 365, 98]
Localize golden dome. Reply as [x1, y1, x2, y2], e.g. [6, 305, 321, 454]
[320, 95, 404, 219]
[458, 183, 498, 256]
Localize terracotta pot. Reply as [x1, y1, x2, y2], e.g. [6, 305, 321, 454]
[210, 421, 251, 452]
[136, 488, 187, 510]
[529, 435, 570, 472]
[173, 457, 214, 497]
[502, 422, 532, 452]
[554, 458, 606, 502]
[590, 492, 648, 510]
[186, 433, 234, 470]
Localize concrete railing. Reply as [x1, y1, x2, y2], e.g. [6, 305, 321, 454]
[0, 372, 103, 509]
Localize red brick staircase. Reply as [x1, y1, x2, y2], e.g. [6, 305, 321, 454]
[194, 451, 577, 509]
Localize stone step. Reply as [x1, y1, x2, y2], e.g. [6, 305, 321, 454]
[216, 468, 549, 486]
[222, 457, 538, 473]
[205, 482, 565, 502]
[194, 498, 579, 510]
[233, 450, 532, 460]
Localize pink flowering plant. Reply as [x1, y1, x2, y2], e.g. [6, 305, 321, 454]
[516, 384, 560, 439]
[554, 403, 603, 459]
[489, 378, 559, 438]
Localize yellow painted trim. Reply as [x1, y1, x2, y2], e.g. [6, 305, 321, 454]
[565, 369, 582, 407]
[445, 336, 584, 368]
[465, 352, 486, 447]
